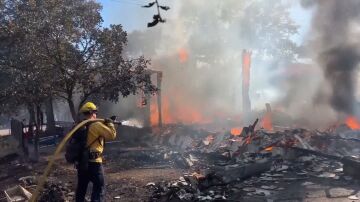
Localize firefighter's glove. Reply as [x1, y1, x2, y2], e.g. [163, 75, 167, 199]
[104, 118, 113, 125]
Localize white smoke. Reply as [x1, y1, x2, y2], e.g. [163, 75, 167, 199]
[103, 0, 346, 128]
[122, 0, 302, 125]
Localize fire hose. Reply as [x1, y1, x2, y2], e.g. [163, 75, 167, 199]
[29, 118, 120, 202]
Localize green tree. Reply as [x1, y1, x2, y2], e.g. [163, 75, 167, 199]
[0, 0, 156, 122]
[31, 0, 155, 120]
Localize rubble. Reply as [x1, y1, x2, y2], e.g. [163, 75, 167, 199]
[146, 121, 360, 201]
[1, 120, 360, 201]
[349, 195, 360, 200]
[38, 180, 73, 202]
[4, 185, 32, 202]
[18, 176, 36, 188]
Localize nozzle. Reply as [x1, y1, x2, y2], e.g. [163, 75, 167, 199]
[113, 121, 122, 125]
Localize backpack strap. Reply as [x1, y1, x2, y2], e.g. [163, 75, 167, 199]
[84, 123, 105, 161]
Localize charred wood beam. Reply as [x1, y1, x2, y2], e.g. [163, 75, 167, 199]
[290, 147, 360, 179]
[242, 118, 259, 136]
[213, 159, 272, 184]
[290, 147, 343, 161]
[325, 137, 360, 143]
[241, 118, 259, 147]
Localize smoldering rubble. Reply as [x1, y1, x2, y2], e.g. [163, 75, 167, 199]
[145, 121, 360, 201]
[1, 119, 360, 201]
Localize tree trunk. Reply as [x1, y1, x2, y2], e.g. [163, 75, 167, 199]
[45, 97, 56, 135]
[28, 104, 36, 126]
[11, 119, 28, 158]
[32, 105, 41, 162]
[27, 104, 39, 162]
[67, 97, 78, 122]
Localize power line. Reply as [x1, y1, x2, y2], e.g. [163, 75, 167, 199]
[103, 0, 170, 27]
[122, 0, 148, 2]
[109, 0, 143, 6]
[107, 0, 145, 6]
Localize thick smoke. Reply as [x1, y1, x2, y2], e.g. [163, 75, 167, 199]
[122, 0, 299, 125]
[321, 46, 359, 114]
[304, 0, 360, 115]
[107, 0, 360, 128]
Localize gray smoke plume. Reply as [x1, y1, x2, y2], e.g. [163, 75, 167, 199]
[304, 0, 360, 115]
[321, 45, 359, 114]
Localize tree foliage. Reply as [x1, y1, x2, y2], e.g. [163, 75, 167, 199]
[0, 0, 156, 121]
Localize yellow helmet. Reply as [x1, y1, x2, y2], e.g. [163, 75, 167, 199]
[79, 102, 97, 113]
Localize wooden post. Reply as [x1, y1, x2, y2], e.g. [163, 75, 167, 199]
[157, 72, 163, 127]
[143, 71, 152, 128]
[242, 50, 252, 115]
[144, 94, 151, 128]
[262, 103, 273, 131]
[265, 103, 272, 113]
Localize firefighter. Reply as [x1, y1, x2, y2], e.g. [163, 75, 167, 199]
[75, 102, 116, 202]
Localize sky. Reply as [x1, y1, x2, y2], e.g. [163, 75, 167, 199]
[98, 0, 164, 31]
[98, 0, 313, 44]
[289, 1, 313, 45]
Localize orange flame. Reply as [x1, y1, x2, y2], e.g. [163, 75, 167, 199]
[261, 113, 273, 131]
[230, 127, 243, 136]
[245, 136, 252, 144]
[150, 95, 212, 126]
[264, 146, 273, 152]
[345, 116, 360, 130]
[150, 99, 158, 126]
[178, 48, 188, 63]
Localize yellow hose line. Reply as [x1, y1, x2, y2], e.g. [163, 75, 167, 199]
[30, 119, 105, 202]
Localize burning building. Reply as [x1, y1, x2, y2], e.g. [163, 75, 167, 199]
[2, 1, 360, 202]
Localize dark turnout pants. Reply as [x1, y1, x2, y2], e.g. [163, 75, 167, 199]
[76, 162, 105, 202]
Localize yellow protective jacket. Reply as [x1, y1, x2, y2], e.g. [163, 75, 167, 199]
[86, 121, 116, 163]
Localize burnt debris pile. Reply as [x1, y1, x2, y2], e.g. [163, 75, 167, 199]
[147, 121, 360, 201]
